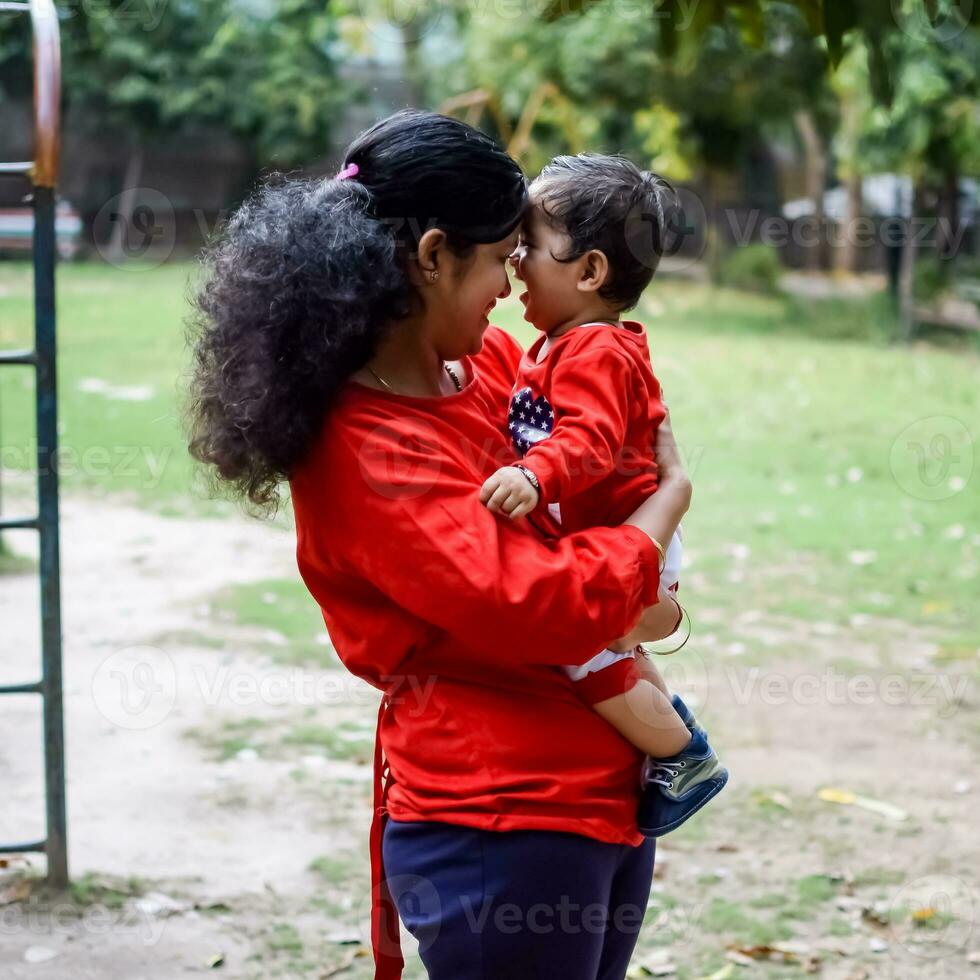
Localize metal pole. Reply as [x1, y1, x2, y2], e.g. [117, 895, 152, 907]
[0, 0, 66, 887]
[32, 183, 67, 887]
[31, 0, 67, 886]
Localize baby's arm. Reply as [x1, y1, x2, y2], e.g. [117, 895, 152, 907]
[565, 646, 690, 758]
[594, 679, 692, 758]
[635, 645, 671, 697]
[513, 341, 637, 506]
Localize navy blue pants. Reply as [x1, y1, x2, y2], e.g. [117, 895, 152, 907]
[382, 818, 657, 980]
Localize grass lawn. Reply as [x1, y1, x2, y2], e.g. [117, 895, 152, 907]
[0, 260, 225, 516]
[0, 259, 977, 650]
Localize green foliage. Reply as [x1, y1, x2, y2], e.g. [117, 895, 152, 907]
[715, 242, 784, 294]
[952, 256, 980, 286]
[782, 291, 901, 342]
[443, 1, 837, 179]
[634, 104, 698, 181]
[0, 0, 348, 166]
[858, 2, 980, 181]
[913, 255, 954, 300]
[438, 5, 661, 171]
[542, 0, 977, 106]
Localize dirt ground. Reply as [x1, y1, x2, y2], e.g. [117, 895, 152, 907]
[1, 489, 977, 979]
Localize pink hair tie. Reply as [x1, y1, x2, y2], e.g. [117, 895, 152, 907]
[335, 162, 360, 181]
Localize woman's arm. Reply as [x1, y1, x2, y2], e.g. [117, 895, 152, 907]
[623, 407, 692, 550]
[608, 585, 682, 651]
[296, 426, 662, 671]
[606, 407, 692, 649]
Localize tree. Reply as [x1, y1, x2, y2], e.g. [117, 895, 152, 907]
[0, 0, 351, 257]
[829, 44, 875, 274]
[543, 0, 980, 106]
[854, 1, 980, 325]
[430, 4, 693, 175]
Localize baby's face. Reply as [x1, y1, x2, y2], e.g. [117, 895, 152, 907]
[509, 197, 589, 334]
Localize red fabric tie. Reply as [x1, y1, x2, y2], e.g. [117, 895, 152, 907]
[371, 694, 404, 979]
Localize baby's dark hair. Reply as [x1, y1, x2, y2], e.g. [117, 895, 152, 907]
[532, 154, 679, 311]
[184, 109, 527, 514]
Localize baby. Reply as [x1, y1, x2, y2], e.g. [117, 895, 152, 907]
[480, 154, 727, 837]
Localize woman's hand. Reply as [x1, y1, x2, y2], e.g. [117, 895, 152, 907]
[606, 586, 682, 652]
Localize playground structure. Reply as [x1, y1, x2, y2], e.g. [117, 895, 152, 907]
[0, 0, 67, 887]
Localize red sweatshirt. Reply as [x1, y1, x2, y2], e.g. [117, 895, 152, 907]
[288, 326, 662, 979]
[510, 320, 667, 534]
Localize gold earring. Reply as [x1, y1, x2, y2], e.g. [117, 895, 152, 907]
[430, 270, 439, 282]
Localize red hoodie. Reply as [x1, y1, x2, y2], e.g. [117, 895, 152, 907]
[289, 325, 662, 979]
[510, 320, 667, 534]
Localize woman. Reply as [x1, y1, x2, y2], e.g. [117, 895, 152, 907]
[186, 110, 691, 980]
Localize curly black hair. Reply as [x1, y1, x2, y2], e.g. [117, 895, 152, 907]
[532, 154, 680, 312]
[184, 109, 527, 515]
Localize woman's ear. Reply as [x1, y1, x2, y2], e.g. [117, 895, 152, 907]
[576, 249, 610, 294]
[411, 228, 448, 286]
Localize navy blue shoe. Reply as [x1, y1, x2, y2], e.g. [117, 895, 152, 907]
[638, 728, 729, 838]
[671, 692, 708, 740]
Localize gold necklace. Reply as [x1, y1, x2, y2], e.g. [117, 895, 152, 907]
[367, 362, 463, 393]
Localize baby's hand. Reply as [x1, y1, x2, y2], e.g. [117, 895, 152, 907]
[479, 465, 539, 520]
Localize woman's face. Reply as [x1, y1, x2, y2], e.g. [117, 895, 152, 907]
[429, 228, 520, 359]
